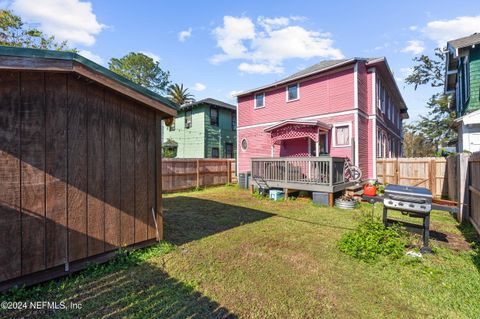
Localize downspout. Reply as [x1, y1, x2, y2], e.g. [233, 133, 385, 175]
[354, 62, 359, 166]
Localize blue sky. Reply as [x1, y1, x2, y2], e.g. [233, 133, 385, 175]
[2, 0, 480, 122]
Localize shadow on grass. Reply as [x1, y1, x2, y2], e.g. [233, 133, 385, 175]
[458, 222, 480, 272]
[163, 196, 275, 245]
[1, 248, 238, 319]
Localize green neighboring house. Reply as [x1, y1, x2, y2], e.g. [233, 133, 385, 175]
[446, 33, 480, 115]
[445, 33, 480, 152]
[163, 98, 237, 158]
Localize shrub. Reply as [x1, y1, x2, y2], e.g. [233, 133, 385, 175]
[338, 217, 406, 262]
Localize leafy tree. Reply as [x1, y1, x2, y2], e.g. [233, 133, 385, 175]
[167, 83, 195, 105]
[404, 47, 457, 149]
[405, 48, 445, 89]
[108, 52, 170, 94]
[0, 9, 70, 50]
[402, 124, 437, 157]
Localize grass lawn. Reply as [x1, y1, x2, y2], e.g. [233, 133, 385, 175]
[1, 185, 480, 318]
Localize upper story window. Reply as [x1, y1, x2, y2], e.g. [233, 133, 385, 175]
[286, 83, 299, 101]
[333, 124, 350, 147]
[185, 110, 192, 129]
[210, 106, 219, 126]
[231, 111, 236, 130]
[254, 93, 265, 108]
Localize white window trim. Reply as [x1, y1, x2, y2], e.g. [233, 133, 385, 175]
[254, 92, 265, 109]
[332, 122, 352, 148]
[241, 138, 248, 152]
[286, 83, 300, 102]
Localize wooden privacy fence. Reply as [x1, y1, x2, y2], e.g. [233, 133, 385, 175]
[468, 153, 480, 234]
[162, 158, 236, 192]
[376, 157, 455, 199]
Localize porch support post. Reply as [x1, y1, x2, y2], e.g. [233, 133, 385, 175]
[316, 140, 319, 157]
[271, 144, 274, 157]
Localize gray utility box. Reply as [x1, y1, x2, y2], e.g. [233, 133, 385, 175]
[239, 172, 251, 189]
[313, 192, 329, 206]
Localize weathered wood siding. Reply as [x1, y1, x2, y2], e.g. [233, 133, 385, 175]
[0, 71, 160, 283]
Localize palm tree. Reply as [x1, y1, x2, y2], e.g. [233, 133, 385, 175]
[167, 83, 195, 105]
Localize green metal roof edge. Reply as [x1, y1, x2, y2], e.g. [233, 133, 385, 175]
[0, 45, 178, 112]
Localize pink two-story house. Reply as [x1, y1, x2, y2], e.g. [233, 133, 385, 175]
[236, 57, 408, 186]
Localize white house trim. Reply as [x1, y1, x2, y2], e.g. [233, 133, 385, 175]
[372, 68, 377, 178]
[254, 92, 265, 109]
[332, 122, 353, 148]
[285, 82, 300, 102]
[354, 62, 359, 165]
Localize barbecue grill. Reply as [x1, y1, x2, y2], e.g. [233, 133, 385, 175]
[383, 184, 433, 253]
[383, 184, 432, 214]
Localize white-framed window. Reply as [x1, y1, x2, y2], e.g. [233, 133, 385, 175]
[381, 85, 386, 113]
[333, 123, 351, 147]
[254, 92, 265, 109]
[185, 110, 192, 129]
[377, 129, 382, 158]
[286, 83, 299, 102]
[376, 78, 381, 110]
[241, 138, 248, 151]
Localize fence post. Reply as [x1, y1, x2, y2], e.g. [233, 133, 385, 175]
[457, 154, 470, 222]
[430, 159, 436, 197]
[196, 159, 200, 188]
[227, 160, 231, 183]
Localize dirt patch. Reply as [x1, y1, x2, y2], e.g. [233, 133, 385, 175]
[431, 231, 473, 251]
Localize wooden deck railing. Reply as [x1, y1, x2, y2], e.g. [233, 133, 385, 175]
[251, 157, 346, 187]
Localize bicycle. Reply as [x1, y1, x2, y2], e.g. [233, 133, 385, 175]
[344, 158, 362, 182]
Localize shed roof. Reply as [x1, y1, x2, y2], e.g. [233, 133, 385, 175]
[0, 46, 178, 116]
[181, 98, 236, 111]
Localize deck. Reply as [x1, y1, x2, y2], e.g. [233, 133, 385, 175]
[251, 157, 357, 193]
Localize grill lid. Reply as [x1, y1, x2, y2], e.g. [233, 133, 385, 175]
[384, 184, 432, 198]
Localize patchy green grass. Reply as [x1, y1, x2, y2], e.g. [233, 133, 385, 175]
[1, 185, 479, 318]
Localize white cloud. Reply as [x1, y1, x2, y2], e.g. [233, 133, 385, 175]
[11, 0, 105, 46]
[401, 40, 425, 55]
[257, 16, 289, 32]
[140, 51, 161, 62]
[422, 15, 480, 47]
[211, 16, 255, 64]
[409, 25, 418, 31]
[238, 62, 283, 74]
[178, 27, 192, 42]
[251, 26, 344, 63]
[211, 15, 343, 74]
[192, 82, 206, 91]
[78, 49, 103, 64]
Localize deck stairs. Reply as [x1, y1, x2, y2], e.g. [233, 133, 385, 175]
[252, 176, 270, 195]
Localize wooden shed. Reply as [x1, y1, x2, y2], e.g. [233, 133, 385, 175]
[0, 46, 177, 290]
